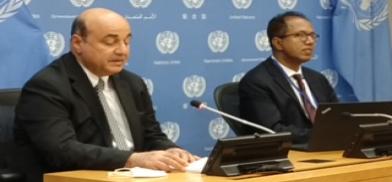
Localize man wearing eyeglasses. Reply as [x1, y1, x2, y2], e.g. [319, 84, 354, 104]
[239, 11, 338, 143]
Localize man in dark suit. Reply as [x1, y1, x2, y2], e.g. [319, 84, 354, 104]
[239, 11, 338, 143]
[14, 8, 196, 172]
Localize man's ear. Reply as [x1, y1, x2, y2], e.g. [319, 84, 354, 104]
[271, 37, 283, 51]
[71, 34, 83, 54]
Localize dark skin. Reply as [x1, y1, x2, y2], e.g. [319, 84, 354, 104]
[271, 17, 318, 72]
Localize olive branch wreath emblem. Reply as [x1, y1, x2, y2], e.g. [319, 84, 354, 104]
[0, 0, 24, 23]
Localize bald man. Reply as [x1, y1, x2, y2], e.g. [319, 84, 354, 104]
[14, 8, 197, 172]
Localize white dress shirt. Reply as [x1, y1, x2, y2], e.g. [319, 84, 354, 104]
[78, 62, 134, 150]
[272, 56, 317, 113]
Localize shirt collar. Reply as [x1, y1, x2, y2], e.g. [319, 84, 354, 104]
[77, 61, 109, 89]
[271, 55, 303, 77]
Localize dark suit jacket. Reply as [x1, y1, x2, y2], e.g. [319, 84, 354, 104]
[14, 52, 177, 171]
[239, 58, 338, 143]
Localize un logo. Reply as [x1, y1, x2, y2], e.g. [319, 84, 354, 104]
[129, 0, 152, 8]
[232, 72, 245, 82]
[321, 69, 339, 88]
[341, 0, 388, 31]
[142, 77, 154, 96]
[183, 0, 204, 9]
[320, 0, 333, 10]
[0, 0, 24, 23]
[183, 75, 206, 98]
[44, 31, 65, 57]
[208, 30, 230, 53]
[255, 30, 271, 52]
[156, 31, 180, 54]
[278, 0, 297, 10]
[209, 117, 230, 140]
[232, 0, 253, 9]
[70, 0, 94, 7]
[161, 121, 180, 143]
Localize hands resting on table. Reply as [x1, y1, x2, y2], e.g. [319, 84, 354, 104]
[125, 148, 200, 172]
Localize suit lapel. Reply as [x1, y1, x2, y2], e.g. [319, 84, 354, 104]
[303, 70, 321, 104]
[63, 53, 112, 146]
[111, 74, 143, 150]
[265, 58, 300, 103]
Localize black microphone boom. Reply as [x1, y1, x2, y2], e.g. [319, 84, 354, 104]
[190, 100, 275, 134]
[190, 100, 203, 109]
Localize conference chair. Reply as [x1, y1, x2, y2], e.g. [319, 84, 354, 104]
[0, 88, 43, 182]
[213, 82, 249, 135]
[0, 88, 24, 182]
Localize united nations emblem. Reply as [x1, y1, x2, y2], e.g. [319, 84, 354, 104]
[321, 69, 339, 88]
[208, 30, 230, 53]
[209, 117, 230, 140]
[129, 0, 152, 8]
[232, 72, 245, 82]
[161, 121, 180, 143]
[0, 0, 24, 23]
[183, 75, 206, 98]
[142, 77, 154, 96]
[69, 0, 94, 7]
[183, 0, 204, 9]
[44, 31, 65, 57]
[341, 0, 388, 31]
[277, 0, 297, 10]
[156, 31, 180, 54]
[232, 0, 253, 9]
[320, 0, 333, 10]
[255, 30, 271, 52]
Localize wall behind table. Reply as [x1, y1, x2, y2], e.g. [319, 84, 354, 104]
[1, 0, 391, 156]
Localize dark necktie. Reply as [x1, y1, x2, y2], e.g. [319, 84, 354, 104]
[95, 79, 129, 150]
[292, 74, 316, 123]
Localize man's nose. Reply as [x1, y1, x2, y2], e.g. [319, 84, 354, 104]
[115, 42, 129, 54]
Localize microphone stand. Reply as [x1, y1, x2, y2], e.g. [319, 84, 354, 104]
[190, 100, 293, 176]
[347, 113, 392, 124]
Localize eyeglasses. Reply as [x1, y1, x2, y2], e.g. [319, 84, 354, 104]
[279, 31, 320, 41]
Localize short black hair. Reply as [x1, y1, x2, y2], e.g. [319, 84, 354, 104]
[267, 11, 310, 50]
[70, 16, 87, 38]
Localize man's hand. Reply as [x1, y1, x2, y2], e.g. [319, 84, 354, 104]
[166, 148, 199, 163]
[125, 149, 193, 171]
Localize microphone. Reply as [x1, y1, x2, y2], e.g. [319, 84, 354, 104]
[342, 112, 392, 124]
[190, 100, 275, 134]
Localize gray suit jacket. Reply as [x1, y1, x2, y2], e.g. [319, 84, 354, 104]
[14, 52, 177, 171]
[239, 58, 338, 143]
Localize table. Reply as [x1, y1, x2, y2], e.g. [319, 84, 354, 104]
[44, 150, 392, 182]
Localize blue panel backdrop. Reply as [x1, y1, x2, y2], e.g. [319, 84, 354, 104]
[0, 0, 390, 156]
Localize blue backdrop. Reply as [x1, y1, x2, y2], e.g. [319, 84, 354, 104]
[0, 0, 391, 156]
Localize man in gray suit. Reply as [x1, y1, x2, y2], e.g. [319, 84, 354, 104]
[15, 8, 196, 172]
[239, 11, 338, 143]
